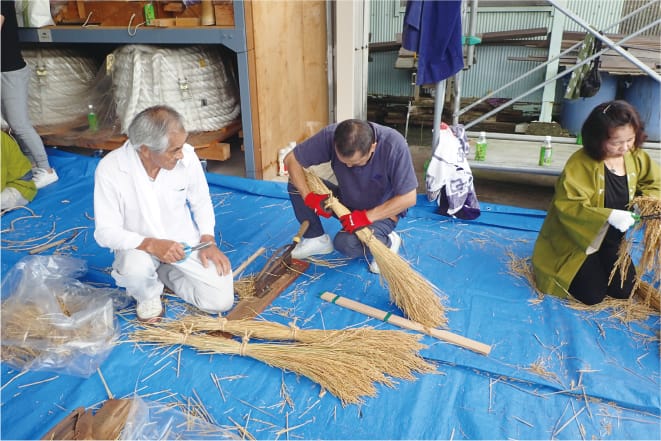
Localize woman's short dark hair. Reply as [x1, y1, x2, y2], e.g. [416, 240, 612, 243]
[334, 119, 375, 157]
[581, 100, 646, 160]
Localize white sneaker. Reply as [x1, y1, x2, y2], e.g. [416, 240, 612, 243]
[32, 167, 59, 189]
[370, 231, 402, 274]
[291, 234, 334, 259]
[136, 297, 164, 323]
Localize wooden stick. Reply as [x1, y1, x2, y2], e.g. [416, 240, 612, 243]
[320, 291, 491, 356]
[233, 247, 266, 278]
[97, 368, 114, 399]
[28, 238, 67, 255]
[200, 0, 215, 25]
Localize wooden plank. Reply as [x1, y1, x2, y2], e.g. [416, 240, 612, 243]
[226, 259, 309, 320]
[38, 120, 241, 160]
[213, 1, 234, 27]
[52, 1, 217, 27]
[479, 27, 548, 43]
[247, 1, 328, 179]
[193, 142, 230, 161]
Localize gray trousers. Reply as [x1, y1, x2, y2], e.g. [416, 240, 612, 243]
[1, 65, 50, 169]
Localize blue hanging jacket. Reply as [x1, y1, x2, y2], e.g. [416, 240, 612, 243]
[402, 0, 464, 86]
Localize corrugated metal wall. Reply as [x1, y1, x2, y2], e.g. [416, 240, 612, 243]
[368, 0, 657, 101]
[462, 5, 552, 102]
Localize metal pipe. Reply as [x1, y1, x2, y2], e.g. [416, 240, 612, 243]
[432, 80, 446, 148]
[547, 0, 661, 82]
[452, 70, 463, 126]
[466, 0, 479, 68]
[464, 19, 660, 130]
[465, 131, 661, 149]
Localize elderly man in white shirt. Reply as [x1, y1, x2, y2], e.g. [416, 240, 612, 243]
[94, 105, 234, 322]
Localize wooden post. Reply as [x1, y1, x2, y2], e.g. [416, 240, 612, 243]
[320, 291, 491, 356]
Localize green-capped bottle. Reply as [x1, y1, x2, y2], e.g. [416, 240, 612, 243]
[539, 135, 553, 166]
[475, 131, 487, 161]
[88, 104, 98, 132]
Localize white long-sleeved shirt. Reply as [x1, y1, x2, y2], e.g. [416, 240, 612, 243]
[93, 141, 215, 251]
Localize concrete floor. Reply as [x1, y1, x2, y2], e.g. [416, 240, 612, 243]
[207, 128, 557, 211]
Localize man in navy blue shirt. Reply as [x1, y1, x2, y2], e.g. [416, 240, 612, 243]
[284, 119, 417, 273]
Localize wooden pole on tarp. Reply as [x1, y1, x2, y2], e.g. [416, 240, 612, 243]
[320, 291, 491, 356]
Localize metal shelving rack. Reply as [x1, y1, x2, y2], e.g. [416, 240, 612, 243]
[17, 1, 259, 178]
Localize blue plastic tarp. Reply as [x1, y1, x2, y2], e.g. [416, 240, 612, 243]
[1, 149, 659, 439]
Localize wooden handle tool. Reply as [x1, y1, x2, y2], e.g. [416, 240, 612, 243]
[320, 291, 491, 356]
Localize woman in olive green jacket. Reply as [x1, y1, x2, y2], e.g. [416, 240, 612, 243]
[1, 131, 37, 210]
[533, 100, 660, 304]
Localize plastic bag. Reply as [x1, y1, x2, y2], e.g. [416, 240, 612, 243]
[120, 395, 237, 440]
[580, 39, 603, 98]
[15, 0, 54, 28]
[0, 255, 128, 377]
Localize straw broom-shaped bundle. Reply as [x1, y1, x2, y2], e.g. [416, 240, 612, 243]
[304, 170, 447, 328]
[130, 325, 431, 405]
[612, 195, 661, 310]
[157, 316, 435, 380]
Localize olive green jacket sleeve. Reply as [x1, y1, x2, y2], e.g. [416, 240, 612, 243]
[1, 132, 38, 202]
[532, 148, 660, 298]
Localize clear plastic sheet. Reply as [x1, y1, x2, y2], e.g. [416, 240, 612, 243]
[120, 396, 238, 440]
[0, 255, 128, 377]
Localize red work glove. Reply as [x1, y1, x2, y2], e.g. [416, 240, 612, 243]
[340, 209, 371, 233]
[304, 192, 332, 218]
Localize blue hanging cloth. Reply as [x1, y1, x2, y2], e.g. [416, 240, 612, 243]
[402, 0, 464, 86]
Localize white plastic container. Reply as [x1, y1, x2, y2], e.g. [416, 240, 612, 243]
[278, 142, 296, 176]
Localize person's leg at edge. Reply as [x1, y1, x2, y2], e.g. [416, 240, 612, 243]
[1, 66, 51, 170]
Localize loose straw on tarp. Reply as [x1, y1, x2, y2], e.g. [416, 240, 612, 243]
[130, 321, 435, 405]
[304, 170, 447, 328]
[612, 195, 661, 310]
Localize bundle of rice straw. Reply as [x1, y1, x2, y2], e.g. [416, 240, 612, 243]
[612, 195, 661, 310]
[161, 316, 434, 380]
[131, 318, 435, 405]
[304, 170, 447, 327]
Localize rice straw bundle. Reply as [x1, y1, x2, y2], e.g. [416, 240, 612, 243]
[234, 275, 256, 300]
[612, 195, 661, 304]
[131, 324, 434, 405]
[304, 170, 447, 328]
[1, 299, 115, 368]
[632, 280, 660, 312]
[157, 316, 434, 381]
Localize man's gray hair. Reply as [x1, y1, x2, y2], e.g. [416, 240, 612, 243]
[127, 105, 186, 153]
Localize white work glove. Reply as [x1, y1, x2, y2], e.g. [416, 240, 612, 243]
[607, 209, 636, 232]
